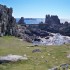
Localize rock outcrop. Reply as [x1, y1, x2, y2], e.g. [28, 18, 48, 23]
[18, 17, 26, 26]
[59, 21, 70, 36]
[33, 33, 70, 45]
[45, 15, 60, 24]
[44, 15, 61, 33]
[0, 4, 16, 36]
[39, 14, 70, 36]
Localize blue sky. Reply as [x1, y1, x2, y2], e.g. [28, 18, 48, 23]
[0, 0, 70, 19]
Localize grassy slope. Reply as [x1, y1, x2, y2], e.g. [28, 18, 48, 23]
[0, 36, 70, 70]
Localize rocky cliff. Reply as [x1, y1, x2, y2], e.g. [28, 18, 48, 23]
[0, 4, 16, 36]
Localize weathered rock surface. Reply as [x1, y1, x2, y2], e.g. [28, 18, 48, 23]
[33, 33, 70, 45]
[0, 4, 16, 36]
[48, 64, 69, 70]
[0, 54, 28, 64]
[60, 64, 69, 69]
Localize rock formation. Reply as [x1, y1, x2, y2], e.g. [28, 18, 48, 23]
[18, 17, 26, 26]
[45, 15, 60, 24]
[44, 15, 61, 33]
[59, 21, 70, 36]
[0, 4, 16, 36]
[39, 14, 70, 36]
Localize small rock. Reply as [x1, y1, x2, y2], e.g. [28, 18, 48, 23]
[41, 56, 44, 58]
[52, 56, 55, 59]
[24, 54, 27, 57]
[32, 49, 41, 53]
[19, 39, 23, 41]
[67, 54, 70, 58]
[45, 60, 48, 62]
[56, 59, 58, 60]
[26, 47, 29, 48]
[60, 63, 69, 68]
[48, 66, 58, 70]
[48, 53, 51, 56]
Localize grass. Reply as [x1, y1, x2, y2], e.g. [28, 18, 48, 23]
[0, 36, 70, 70]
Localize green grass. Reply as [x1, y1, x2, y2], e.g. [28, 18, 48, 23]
[0, 36, 70, 70]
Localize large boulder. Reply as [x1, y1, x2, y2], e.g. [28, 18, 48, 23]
[0, 54, 28, 64]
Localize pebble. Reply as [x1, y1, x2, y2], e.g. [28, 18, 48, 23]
[48, 53, 51, 56]
[41, 56, 44, 58]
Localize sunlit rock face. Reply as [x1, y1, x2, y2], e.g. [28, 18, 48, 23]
[0, 4, 16, 36]
[33, 33, 70, 45]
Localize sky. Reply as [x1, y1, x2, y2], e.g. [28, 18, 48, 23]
[0, 0, 70, 19]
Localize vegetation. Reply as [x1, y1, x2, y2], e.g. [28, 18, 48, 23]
[0, 36, 70, 70]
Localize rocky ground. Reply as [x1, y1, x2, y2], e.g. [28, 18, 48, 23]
[0, 36, 70, 70]
[33, 33, 70, 45]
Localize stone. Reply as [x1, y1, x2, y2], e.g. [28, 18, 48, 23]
[0, 54, 28, 64]
[48, 53, 51, 56]
[52, 56, 55, 59]
[48, 66, 58, 70]
[60, 64, 69, 70]
[67, 54, 70, 58]
[41, 56, 44, 58]
[32, 49, 41, 53]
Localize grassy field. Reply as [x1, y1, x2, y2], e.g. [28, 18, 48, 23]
[0, 36, 70, 70]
